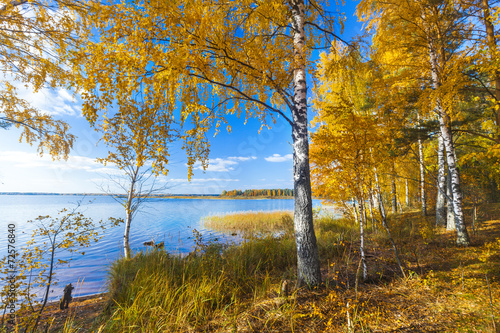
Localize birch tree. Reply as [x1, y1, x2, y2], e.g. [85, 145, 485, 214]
[391, 165, 398, 213]
[97, 102, 171, 259]
[71, 0, 343, 286]
[101, 163, 164, 259]
[425, 2, 470, 245]
[311, 42, 389, 280]
[446, 166, 456, 230]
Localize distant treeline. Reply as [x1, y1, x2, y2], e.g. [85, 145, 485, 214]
[221, 189, 294, 197]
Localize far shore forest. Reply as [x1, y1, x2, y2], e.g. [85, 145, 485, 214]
[1, 0, 500, 332]
[221, 189, 295, 197]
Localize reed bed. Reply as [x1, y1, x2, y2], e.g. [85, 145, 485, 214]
[201, 210, 294, 237]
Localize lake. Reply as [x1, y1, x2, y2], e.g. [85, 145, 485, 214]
[0, 195, 334, 301]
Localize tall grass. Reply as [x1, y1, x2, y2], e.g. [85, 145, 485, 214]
[315, 217, 357, 261]
[101, 233, 297, 331]
[98, 212, 359, 331]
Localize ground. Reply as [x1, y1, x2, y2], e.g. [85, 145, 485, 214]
[1, 294, 106, 332]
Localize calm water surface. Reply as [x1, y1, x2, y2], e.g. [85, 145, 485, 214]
[0, 195, 331, 301]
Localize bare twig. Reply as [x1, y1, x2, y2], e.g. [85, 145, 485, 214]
[460, 261, 464, 291]
[355, 257, 362, 300]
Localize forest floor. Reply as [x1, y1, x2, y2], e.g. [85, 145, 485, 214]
[4, 203, 500, 332]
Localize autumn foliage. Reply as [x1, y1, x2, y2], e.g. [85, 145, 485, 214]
[310, 0, 500, 247]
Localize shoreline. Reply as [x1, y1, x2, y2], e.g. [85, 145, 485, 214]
[1, 293, 107, 332]
[0, 192, 305, 200]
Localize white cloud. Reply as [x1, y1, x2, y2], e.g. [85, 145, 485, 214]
[227, 156, 257, 161]
[264, 153, 293, 162]
[193, 156, 256, 172]
[167, 178, 239, 183]
[88, 167, 123, 176]
[14, 83, 81, 117]
[0, 151, 116, 173]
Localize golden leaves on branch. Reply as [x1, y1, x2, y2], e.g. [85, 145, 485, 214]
[0, 0, 84, 158]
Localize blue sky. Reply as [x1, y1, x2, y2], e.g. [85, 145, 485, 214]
[0, 1, 362, 195]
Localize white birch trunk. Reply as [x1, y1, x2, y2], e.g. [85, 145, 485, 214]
[372, 191, 379, 215]
[354, 198, 360, 224]
[436, 134, 447, 227]
[405, 179, 409, 208]
[446, 166, 456, 231]
[418, 112, 427, 216]
[391, 173, 397, 213]
[357, 194, 367, 280]
[362, 196, 368, 227]
[124, 210, 132, 259]
[290, 0, 321, 286]
[124, 166, 140, 259]
[428, 39, 470, 245]
[396, 182, 403, 212]
[368, 190, 375, 230]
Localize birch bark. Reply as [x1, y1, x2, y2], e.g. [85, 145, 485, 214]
[371, 190, 378, 231]
[372, 191, 379, 214]
[290, 0, 321, 286]
[391, 172, 397, 213]
[418, 112, 427, 216]
[405, 179, 409, 208]
[362, 196, 368, 227]
[368, 190, 375, 230]
[124, 165, 140, 259]
[446, 166, 456, 230]
[436, 134, 446, 227]
[355, 199, 360, 224]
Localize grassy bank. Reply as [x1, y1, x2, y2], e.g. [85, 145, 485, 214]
[7, 205, 500, 332]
